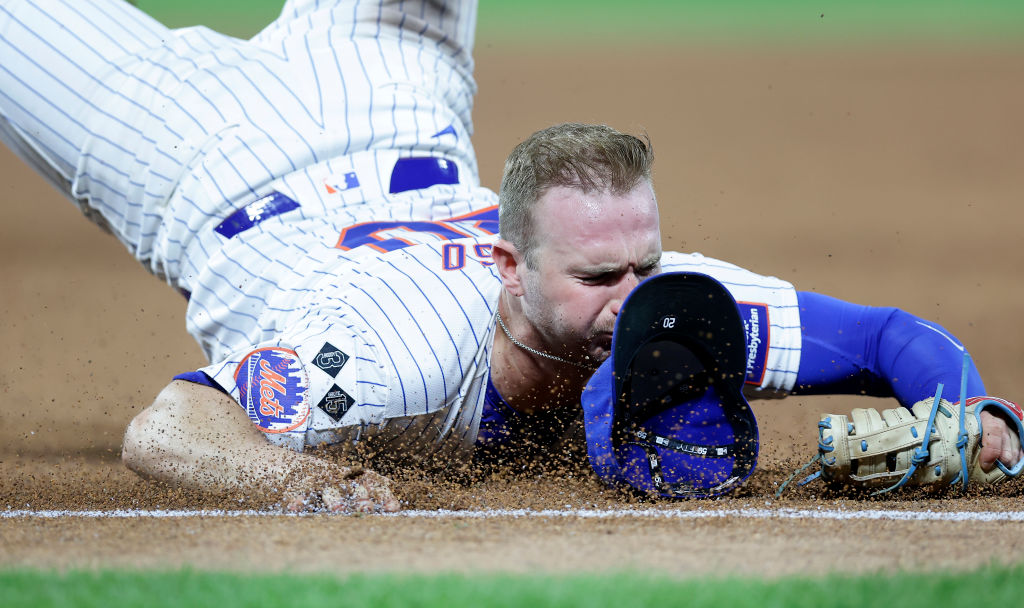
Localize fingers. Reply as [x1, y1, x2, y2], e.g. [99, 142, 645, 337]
[979, 410, 1023, 472]
[281, 465, 401, 513]
[1002, 422, 1023, 468]
[979, 411, 1000, 472]
[358, 469, 402, 513]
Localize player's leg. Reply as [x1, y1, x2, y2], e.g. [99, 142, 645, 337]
[0, 0, 247, 265]
[0, 0, 171, 208]
[250, 0, 484, 186]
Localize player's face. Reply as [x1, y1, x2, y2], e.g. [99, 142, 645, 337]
[520, 181, 662, 364]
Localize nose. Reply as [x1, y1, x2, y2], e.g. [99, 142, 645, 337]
[609, 272, 641, 316]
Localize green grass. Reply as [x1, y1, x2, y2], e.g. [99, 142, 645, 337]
[134, 0, 1024, 44]
[2, 565, 1023, 607]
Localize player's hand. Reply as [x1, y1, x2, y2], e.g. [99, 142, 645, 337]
[281, 464, 401, 513]
[979, 409, 1023, 473]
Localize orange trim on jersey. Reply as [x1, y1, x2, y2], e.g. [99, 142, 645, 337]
[443, 204, 499, 222]
[442, 205, 500, 235]
[335, 219, 476, 251]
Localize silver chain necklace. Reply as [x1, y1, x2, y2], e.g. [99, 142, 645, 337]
[495, 311, 597, 371]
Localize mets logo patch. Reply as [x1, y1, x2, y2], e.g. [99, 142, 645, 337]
[234, 347, 310, 434]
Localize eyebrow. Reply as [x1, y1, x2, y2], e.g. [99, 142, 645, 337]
[577, 253, 662, 275]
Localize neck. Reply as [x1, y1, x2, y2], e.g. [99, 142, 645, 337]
[490, 293, 592, 415]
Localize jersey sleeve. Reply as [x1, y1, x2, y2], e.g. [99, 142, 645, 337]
[198, 325, 391, 452]
[197, 238, 501, 454]
[660, 251, 802, 395]
[793, 291, 985, 407]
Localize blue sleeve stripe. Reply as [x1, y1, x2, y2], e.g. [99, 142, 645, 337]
[0, 60, 95, 144]
[268, 230, 310, 255]
[232, 43, 325, 128]
[59, 2, 167, 84]
[154, 145, 186, 168]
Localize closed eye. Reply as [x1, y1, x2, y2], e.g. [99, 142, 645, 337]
[579, 262, 659, 285]
[579, 272, 618, 285]
[637, 262, 660, 277]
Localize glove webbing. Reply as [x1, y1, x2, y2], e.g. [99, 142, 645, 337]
[776, 351, 973, 498]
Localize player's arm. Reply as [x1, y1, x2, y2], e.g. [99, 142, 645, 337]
[121, 380, 399, 512]
[793, 291, 1021, 471]
[793, 291, 981, 403]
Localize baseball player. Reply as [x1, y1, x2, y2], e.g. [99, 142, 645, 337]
[1, 0, 1018, 511]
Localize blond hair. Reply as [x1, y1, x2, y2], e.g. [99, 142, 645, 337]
[498, 123, 653, 266]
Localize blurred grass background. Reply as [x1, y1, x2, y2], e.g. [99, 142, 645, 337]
[135, 0, 1024, 45]
[5, 564, 1024, 608]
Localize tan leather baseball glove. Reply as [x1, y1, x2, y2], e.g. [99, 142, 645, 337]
[778, 394, 1024, 496]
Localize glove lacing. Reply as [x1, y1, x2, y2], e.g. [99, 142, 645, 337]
[775, 352, 974, 498]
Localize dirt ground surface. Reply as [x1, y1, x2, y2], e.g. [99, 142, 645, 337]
[2, 42, 1024, 578]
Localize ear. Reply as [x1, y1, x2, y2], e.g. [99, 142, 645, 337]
[491, 238, 525, 297]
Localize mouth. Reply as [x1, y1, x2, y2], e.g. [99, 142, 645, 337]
[588, 332, 614, 360]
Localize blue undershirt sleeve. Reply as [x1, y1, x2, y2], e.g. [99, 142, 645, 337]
[172, 370, 229, 395]
[793, 291, 985, 407]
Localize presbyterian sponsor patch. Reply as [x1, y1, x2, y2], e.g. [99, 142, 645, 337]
[234, 347, 310, 433]
[737, 302, 770, 386]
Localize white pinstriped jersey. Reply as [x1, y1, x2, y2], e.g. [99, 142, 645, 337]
[0, 0, 802, 460]
[195, 241, 801, 457]
[0, 0, 486, 305]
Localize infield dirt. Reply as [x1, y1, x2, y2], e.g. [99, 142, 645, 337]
[2, 43, 1024, 577]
